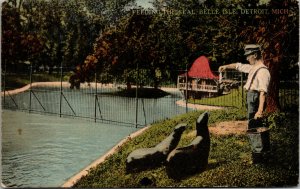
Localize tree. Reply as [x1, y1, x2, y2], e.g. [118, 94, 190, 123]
[239, 0, 299, 112]
[2, 1, 23, 71]
[2, 1, 44, 73]
[67, 0, 299, 111]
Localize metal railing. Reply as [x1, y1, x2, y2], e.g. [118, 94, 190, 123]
[178, 83, 219, 92]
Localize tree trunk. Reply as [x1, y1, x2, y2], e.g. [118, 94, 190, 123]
[264, 13, 289, 112]
[154, 79, 159, 89]
[126, 81, 131, 90]
[247, 9, 290, 113]
[264, 58, 281, 112]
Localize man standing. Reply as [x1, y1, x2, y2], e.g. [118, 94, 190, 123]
[218, 44, 270, 129]
[219, 44, 271, 163]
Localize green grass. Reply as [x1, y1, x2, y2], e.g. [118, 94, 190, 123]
[73, 109, 298, 187]
[188, 87, 245, 108]
[188, 86, 299, 110]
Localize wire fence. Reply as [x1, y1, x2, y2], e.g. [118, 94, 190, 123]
[2, 83, 187, 128]
[2, 64, 189, 128]
[1, 64, 298, 127]
[278, 80, 299, 112]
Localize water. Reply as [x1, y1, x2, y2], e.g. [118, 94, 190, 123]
[3, 87, 187, 126]
[2, 110, 137, 187]
[2, 88, 189, 187]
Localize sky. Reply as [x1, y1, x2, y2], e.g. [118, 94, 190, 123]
[135, 0, 154, 8]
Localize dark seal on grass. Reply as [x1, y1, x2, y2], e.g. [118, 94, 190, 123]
[126, 123, 187, 173]
[166, 112, 211, 180]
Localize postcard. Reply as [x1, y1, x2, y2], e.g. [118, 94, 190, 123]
[1, 0, 299, 187]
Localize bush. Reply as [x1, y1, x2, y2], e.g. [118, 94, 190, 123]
[109, 88, 170, 98]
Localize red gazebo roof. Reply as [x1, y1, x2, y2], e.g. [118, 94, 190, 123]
[180, 56, 219, 79]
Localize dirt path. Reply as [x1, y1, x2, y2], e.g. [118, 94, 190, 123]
[176, 99, 225, 110]
[186, 120, 248, 137]
[209, 120, 248, 135]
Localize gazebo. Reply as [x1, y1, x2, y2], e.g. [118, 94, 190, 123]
[177, 56, 220, 99]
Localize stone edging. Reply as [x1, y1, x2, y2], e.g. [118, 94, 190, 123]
[61, 125, 152, 187]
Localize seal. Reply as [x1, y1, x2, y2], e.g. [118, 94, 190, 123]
[166, 112, 210, 180]
[126, 123, 187, 173]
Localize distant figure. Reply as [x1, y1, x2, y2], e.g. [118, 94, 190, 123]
[166, 112, 210, 180]
[126, 124, 187, 173]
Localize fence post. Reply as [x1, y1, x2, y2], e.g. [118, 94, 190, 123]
[135, 61, 139, 128]
[29, 61, 33, 113]
[3, 60, 6, 105]
[59, 61, 63, 117]
[241, 72, 244, 108]
[94, 70, 97, 122]
[185, 64, 188, 113]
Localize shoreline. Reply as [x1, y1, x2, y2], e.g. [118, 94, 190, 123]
[2, 81, 225, 111]
[61, 125, 152, 187]
[176, 99, 225, 110]
[1, 81, 178, 96]
[1, 82, 118, 96]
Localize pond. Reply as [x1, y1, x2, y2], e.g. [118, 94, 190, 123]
[2, 88, 190, 187]
[2, 110, 137, 187]
[3, 86, 187, 126]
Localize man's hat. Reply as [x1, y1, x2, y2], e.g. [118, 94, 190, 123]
[244, 44, 261, 56]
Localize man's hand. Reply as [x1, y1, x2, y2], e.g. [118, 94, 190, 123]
[218, 63, 238, 72]
[218, 66, 226, 72]
[254, 111, 263, 119]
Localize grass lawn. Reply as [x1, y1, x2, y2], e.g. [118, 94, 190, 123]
[189, 85, 299, 111]
[73, 109, 299, 187]
[188, 87, 245, 108]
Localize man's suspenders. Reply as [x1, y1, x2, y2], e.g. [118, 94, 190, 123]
[248, 67, 269, 91]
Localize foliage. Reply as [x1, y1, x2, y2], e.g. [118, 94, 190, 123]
[67, 0, 298, 113]
[73, 109, 298, 187]
[2, 1, 43, 68]
[264, 111, 287, 129]
[108, 88, 170, 98]
[237, 0, 299, 112]
[1, 0, 135, 74]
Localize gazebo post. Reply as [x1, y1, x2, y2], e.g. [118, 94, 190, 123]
[185, 64, 188, 113]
